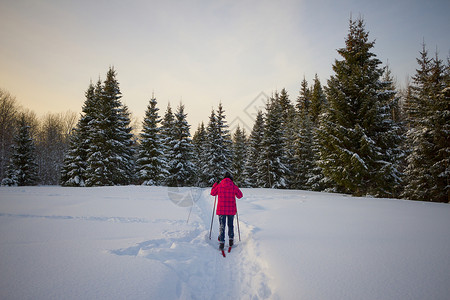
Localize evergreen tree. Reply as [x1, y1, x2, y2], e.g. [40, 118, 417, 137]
[291, 112, 316, 189]
[2, 114, 38, 186]
[116, 104, 135, 184]
[318, 18, 402, 196]
[85, 67, 135, 186]
[136, 96, 165, 185]
[205, 109, 220, 184]
[293, 77, 329, 191]
[166, 104, 195, 186]
[378, 65, 405, 197]
[278, 89, 297, 188]
[308, 129, 332, 192]
[160, 103, 176, 185]
[231, 125, 247, 186]
[192, 122, 208, 187]
[245, 110, 265, 188]
[259, 92, 290, 188]
[85, 79, 113, 186]
[61, 83, 96, 186]
[403, 45, 449, 202]
[205, 103, 232, 184]
[296, 77, 311, 114]
[60, 126, 86, 186]
[310, 74, 327, 124]
[216, 102, 233, 170]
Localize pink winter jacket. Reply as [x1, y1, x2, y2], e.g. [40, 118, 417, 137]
[210, 178, 243, 215]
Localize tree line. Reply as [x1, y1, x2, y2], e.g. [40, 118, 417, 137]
[1, 18, 448, 202]
[0, 89, 77, 186]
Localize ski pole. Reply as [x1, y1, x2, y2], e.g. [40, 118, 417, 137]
[236, 209, 241, 242]
[209, 196, 217, 240]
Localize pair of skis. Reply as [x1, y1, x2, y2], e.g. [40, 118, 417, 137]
[221, 244, 233, 257]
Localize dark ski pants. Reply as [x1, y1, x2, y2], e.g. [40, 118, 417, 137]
[218, 215, 234, 243]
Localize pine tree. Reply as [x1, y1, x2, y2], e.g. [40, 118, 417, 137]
[318, 17, 402, 196]
[308, 129, 332, 192]
[160, 103, 176, 185]
[294, 77, 329, 191]
[2, 114, 38, 186]
[166, 104, 195, 187]
[296, 77, 311, 114]
[291, 112, 316, 189]
[205, 103, 232, 184]
[116, 104, 135, 184]
[85, 67, 135, 186]
[61, 83, 96, 186]
[377, 65, 405, 197]
[85, 79, 113, 186]
[192, 122, 208, 187]
[260, 92, 290, 188]
[245, 110, 265, 188]
[136, 96, 165, 185]
[205, 109, 221, 184]
[310, 74, 327, 124]
[278, 89, 297, 188]
[231, 125, 247, 186]
[403, 45, 449, 202]
[216, 102, 233, 172]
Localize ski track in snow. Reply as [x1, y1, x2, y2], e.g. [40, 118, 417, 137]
[0, 187, 274, 299]
[109, 189, 274, 300]
[0, 213, 182, 225]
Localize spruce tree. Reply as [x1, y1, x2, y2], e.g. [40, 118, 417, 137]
[260, 92, 290, 188]
[166, 104, 195, 186]
[292, 111, 316, 190]
[318, 18, 402, 196]
[245, 110, 265, 188]
[136, 96, 165, 185]
[205, 104, 232, 184]
[85, 78, 113, 186]
[310, 74, 327, 124]
[293, 77, 329, 191]
[216, 102, 233, 171]
[205, 109, 221, 184]
[61, 83, 96, 186]
[378, 66, 405, 197]
[278, 89, 297, 189]
[2, 114, 38, 186]
[192, 122, 208, 187]
[160, 103, 176, 185]
[403, 45, 449, 202]
[117, 105, 135, 183]
[296, 77, 311, 114]
[85, 67, 135, 186]
[231, 125, 247, 186]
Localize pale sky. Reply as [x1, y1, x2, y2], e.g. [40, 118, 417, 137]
[1, 0, 449, 133]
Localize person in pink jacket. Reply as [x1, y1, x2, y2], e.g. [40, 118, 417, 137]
[210, 172, 243, 250]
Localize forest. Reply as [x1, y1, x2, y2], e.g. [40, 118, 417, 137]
[1, 18, 448, 202]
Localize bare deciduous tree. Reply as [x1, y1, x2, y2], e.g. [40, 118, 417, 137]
[0, 88, 20, 179]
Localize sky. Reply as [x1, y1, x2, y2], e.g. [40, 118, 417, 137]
[1, 0, 449, 133]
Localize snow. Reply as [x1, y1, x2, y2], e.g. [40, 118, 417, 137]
[1, 186, 449, 300]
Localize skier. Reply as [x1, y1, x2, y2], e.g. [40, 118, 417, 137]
[210, 172, 243, 251]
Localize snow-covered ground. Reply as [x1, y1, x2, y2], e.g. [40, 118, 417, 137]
[1, 186, 449, 300]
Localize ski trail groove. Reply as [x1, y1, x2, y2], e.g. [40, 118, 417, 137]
[109, 189, 274, 299]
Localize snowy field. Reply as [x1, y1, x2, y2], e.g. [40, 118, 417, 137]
[1, 186, 449, 300]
